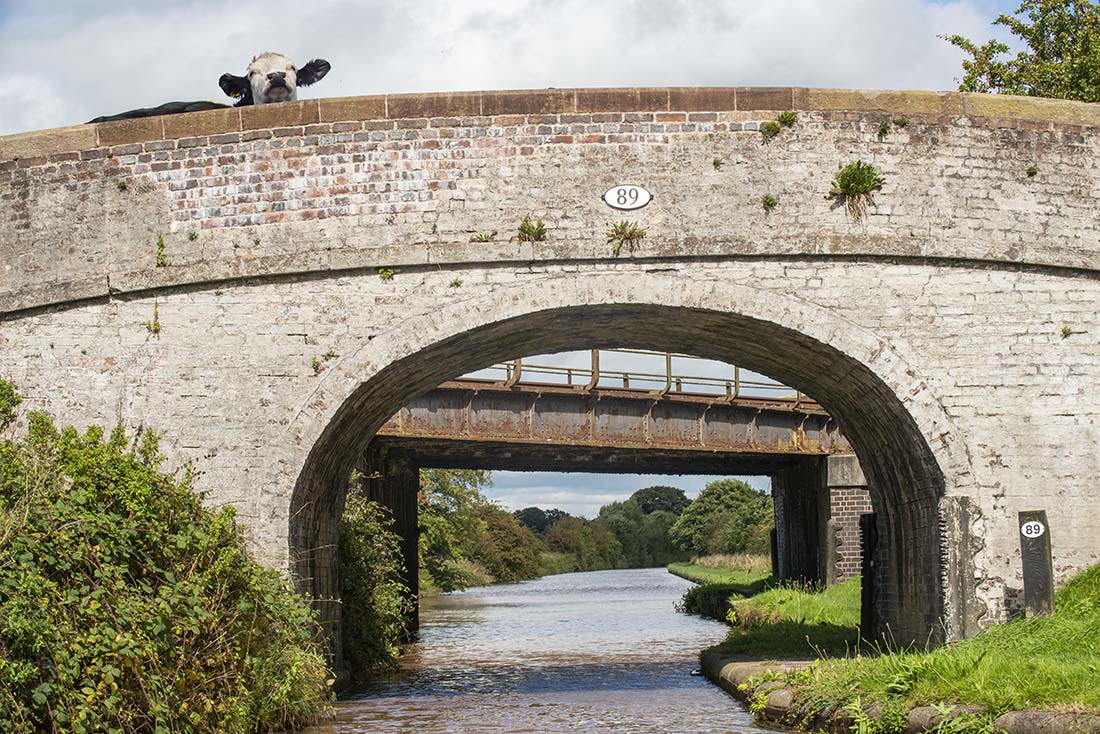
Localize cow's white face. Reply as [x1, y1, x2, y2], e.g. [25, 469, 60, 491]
[248, 52, 298, 104]
[219, 53, 331, 106]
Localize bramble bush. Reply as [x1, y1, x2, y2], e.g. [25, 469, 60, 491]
[0, 385, 332, 734]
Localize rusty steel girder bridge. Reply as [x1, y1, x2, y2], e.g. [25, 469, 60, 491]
[375, 349, 851, 474]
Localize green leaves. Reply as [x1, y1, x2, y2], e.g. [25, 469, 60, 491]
[668, 479, 774, 557]
[944, 0, 1100, 102]
[827, 160, 886, 223]
[0, 415, 332, 733]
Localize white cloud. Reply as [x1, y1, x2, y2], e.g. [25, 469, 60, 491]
[486, 471, 770, 518]
[1, 0, 1006, 135]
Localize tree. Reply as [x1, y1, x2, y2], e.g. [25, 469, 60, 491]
[944, 1, 1100, 102]
[417, 469, 493, 592]
[470, 504, 544, 582]
[669, 478, 774, 557]
[630, 485, 690, 515]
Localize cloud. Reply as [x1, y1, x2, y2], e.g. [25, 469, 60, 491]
[1, 0, 1006, 135]
[486, 471, 770, 518]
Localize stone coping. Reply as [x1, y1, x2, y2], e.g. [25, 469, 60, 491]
[3, 87, 1100, 163]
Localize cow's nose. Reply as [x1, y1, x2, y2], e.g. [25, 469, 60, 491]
[268, 71, 286, 81]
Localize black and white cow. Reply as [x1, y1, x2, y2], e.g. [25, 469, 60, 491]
[218, 52, 331, 107]
[88, 52, 331, 123]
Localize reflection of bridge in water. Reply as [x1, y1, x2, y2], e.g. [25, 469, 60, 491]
[370, 349, 871, 601]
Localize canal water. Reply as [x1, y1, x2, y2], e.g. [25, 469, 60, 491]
[307, 567, 763, 733]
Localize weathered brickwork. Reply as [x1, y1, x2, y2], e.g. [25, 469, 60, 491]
[832, 488, 874, 582]
[3, 88, 1100, 645]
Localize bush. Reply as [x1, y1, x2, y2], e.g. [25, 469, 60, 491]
[0, 408, 332, 733]
[340, 491, 413, 681]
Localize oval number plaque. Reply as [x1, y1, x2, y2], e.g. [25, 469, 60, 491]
[1021, 520, 1046, 539]
[603, 184, 652, 211]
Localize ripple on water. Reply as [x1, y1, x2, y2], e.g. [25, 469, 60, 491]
[305, 568, 767, 734]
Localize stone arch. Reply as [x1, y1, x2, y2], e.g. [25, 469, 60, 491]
[283, 270, 975, 648]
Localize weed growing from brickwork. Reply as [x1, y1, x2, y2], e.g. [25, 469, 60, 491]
[607, 221, 646, 256]
[1061, 325, 1073, 338]
[116, 180, 128, 192]
[892, 117, 909, 127]
[1027, 165, 1039, 177]
[877, 120, 892, 141]
[517, 215, 546, 242]
[471, 232, 497, 243]
[312, 350, 339, 375]
[187, 231, 198, 242]
[450, 278, 463, 288]
[762, 194, 779, 212]
[378, 267, 395, 282]
[713, 157, 726, 170]
[827, 160, 885, 223]
[145, 300, 161, 337]
[761, 112, 796, 143]
[155, 236, 168, 267]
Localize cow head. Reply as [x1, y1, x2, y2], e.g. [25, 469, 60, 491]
[219, 52, 331, 106]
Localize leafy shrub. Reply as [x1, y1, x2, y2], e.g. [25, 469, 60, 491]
[776, 111, 797, 127]
[0, 409, 332, 733]
[0, 379, 20, 430]
[760, 120, 783, 141]
[340, 491, 413, 681]
[827, 160, 886, 222]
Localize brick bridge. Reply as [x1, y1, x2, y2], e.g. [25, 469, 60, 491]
[3, 86, 1100, 654]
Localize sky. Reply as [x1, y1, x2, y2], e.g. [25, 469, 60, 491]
[0, 0, 1019, 514]
[0, 0, 1019, 136]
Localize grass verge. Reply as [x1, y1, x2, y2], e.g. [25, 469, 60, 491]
[706, 577, 863, 659]
[782, 566, 1100, 716]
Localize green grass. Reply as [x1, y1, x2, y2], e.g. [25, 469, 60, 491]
[785, 566, 1100, 715]
[668, 560, 771, 587]
[733, 577, 861, 627]
[706, 577, 863, 659]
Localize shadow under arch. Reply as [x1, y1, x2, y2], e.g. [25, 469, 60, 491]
[290, 295, 963, 652]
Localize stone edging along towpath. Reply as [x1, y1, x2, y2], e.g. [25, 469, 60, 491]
[701, 652, 1100, 734]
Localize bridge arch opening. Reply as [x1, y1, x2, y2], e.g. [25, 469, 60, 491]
[289, 296, 955, 656]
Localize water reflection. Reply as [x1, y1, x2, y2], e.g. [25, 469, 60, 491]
[306, 568, 764, 733]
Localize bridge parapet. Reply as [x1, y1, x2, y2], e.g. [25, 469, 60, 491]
[4, 87, 1100, 316]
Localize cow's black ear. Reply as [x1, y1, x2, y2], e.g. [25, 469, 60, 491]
[219, 73, 250, 99]
[297, 59, 331, 86]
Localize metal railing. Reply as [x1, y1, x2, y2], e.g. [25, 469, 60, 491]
[461, 348, 810, 404]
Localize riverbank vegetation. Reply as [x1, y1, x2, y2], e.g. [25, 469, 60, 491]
[771, 566, 1100, 722]
[340, 486, 414, 680]
[0, 382, 332, 733]
[411, 474, 776, 594]
[708, 576, 863, 658]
